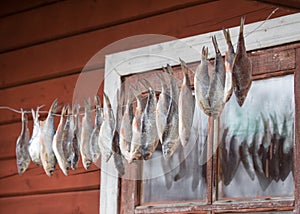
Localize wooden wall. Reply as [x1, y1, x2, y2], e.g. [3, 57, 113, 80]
[0, 0, 296, 213]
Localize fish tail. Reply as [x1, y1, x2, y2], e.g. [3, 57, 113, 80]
[49, 98, 60, 114]
[103, 93, 112, 109]
[166, 64, 174, 75]
[84, 97, 91, 113]
[223, 28, 232, 45]
[240, 16, 245, 34]
[202, 46, 208, 59]
[179, 58, 189, 75]
[212, 35, 220, 54]
[94, 95, 101, 107]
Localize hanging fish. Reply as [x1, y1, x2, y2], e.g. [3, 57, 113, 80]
[232, 16, 252, 106]
[80, 98, 93, 170]
[90, 96, 103, 163]
[99, 93, 115, 162]
[16, 109, 30, 175]
[207, 36, 226, 119]
[162, 76, 180, 159]
[52, 105, 69, 176]
[194, 46, 211, 116]
[156, 71, 170, 144]
[128, 91, 144, 163]
[40, 99, 59, 176]
[61, 105, 74, 170]
[178, 59, 195, 146]
[70, 104, 81, 170]
[269, 113, 280, 182]
[141, 87, 159, 160]
[239, 140, 255, 181]
[119, 89, 134, 162]
[223, 28, 235, 103]
[28, 107, 42, 166]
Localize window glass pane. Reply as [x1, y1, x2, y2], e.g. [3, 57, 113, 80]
[141, 105, 208, 203]
[218, 75, 294, 199]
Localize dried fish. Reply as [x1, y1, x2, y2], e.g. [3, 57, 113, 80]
[70, 104, 81, 170]
[80, 98, 93, 169]
[223, 28, 235, 103]
[52, 105, 69, 176]
[232, 16, 252, 106]
[90, 96, 103, 163]
[178, 59, 195, 146]
[120, 89, 134, 162]
[140, 87, 159, 160]
[99, 93, 115, 162]
[162, 76, 180, 159]
[207, 36, 226, 118]
[40, 99, 59, 176]
[156, 72, 170, 144]
[29, 107, 42, 166]
[194, 46, 211, 115]
[16, 110, 30, 175]
[112, 129, 125, 176]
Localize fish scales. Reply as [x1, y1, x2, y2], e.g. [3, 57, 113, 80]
[178, 59, 195, 146]
[207, 36, 226, 119]
[99, 93, 115, 162]
[52, 105, 69, 176]
[40, 99, 59, 176]
[141, 88, 159, 160]
[194, 46, 211, 116]
[16, 110, 31, 175]
[29, 108, 42, 166]
[232, 17, 252, 106]
[80, 98, 94, 169]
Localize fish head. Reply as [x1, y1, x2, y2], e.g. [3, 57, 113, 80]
[45, 167, 55, 177]
[235, 90, 246, 106]
[83, 159, 92, 170]
[142, 151, 153, 160]
[17, 161, 29, 175]
[162, 143, 176, 160]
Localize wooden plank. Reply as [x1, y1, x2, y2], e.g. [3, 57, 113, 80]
[106, 13, 300, 78]
[0, 189, 100, 214]
[0, 0, 60, 17]
[0, 0, 210, 52]
[257, 0, 300, 10]
[0, 0, 292, 88]
[0, 158, 100, 197]
[0, 68, 104, 125]
[294, 47, 300, 214]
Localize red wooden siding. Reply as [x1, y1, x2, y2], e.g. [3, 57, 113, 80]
[0, 0, 297, 213]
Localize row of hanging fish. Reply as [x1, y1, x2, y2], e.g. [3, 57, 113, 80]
[220, 112, 294, 191]
[16, 16, 253, 176]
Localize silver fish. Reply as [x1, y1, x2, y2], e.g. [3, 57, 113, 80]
[90, 96, 103, 163]
[28, 107, 42, 166]
[40, 99, 59, 176]
[70, 104, 81, 170]
[223, 28, 235, 103]
[80, 98, 94, 170]
[61, 105, 74, 170]
[141, 87, 158, 160]
[52, 105, 69, 176]
[207, 36, 226, 119]
[232, 16, 252, 106]
[194, 46, 211, 116]
[162, 76, 180, 159]
[119, 89, 134, 162]
[156, 71, 170, 144]
[16, 110, 30, 175]
[178, 59, 195, 146]
[99, 93, 115, 162]
[128, 93, 144, 163]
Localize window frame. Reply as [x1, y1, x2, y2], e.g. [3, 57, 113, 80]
[100, 13, 300, 214]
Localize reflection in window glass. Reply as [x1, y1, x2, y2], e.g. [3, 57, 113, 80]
[218, 75, 294, 199]
[141, 105, 208, 203]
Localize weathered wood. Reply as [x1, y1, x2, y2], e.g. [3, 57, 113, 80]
[0, 0, 59, 17]
[294, 47, 300, 214]
[0, 1, 292, 89]
[0, 158, 100, 197]
[0, 69, 104, 125]
[0, 0, 210, 52]
[256, 0, 300, 10]
[207, 117, 214, 204]
[0, 189, 100, 214]
[134, 199, 294, 213]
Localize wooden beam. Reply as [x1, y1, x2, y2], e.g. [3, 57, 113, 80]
[254, 0, 300, 10]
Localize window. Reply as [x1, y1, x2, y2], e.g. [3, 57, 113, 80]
[100, 13, 300, 214]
